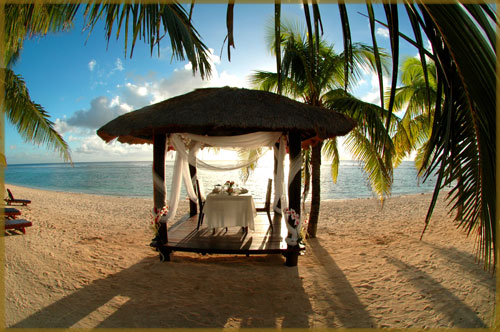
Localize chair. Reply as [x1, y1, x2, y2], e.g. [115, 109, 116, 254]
[5, 189, 31, 206]
[3, 207, 21, 219]
[5, 219, 32, 234]
[256, 178, 273, 228]
[196, 180, 205, 230]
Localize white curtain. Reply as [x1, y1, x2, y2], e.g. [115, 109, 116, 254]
[183, 132, 281, 149]
[283, 153, 303, 246]
[172, 132, 282, 172]
[273, 135, 287, 214]
[158, 130, 304, 245]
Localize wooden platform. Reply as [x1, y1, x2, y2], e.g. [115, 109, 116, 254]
[161, 212, 290, 255]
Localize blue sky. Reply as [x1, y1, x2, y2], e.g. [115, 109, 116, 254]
[6, 4, 421, 164]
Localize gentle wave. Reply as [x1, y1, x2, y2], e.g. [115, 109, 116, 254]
[5, 160, 438, 201]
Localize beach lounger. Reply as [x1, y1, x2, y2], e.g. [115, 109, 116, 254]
[4, 189, 31, 206]
[3, 207, 21, 219]
[5, 219, 32, 234]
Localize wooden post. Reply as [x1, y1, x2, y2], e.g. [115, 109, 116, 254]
[153, 133, 168, 245]
[286, 131, 301, 266]
[189, 164, 198, 216]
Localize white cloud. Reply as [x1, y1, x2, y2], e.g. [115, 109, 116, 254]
[361, 73, 391, 106]
[88, 59, 97, 71]
[115, 58, 124, 71]
[65, 96, 130, 130]
[118, 82, 153, 109]
[146, 49, 246, 103]
[63, 48, 251, 162]
[54, 118, 79, 134]
[75, 135, 152, 160]
[376, 27, 389, 38]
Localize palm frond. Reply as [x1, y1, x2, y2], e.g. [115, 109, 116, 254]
[345, 129, 393, 200]
[416, 4, 496, 269]
[324, 90, 395, 199]
[3, 69, 72, 163]
[5, 4, 79, 67]
[322, 138, 339, 183]
[83, 3, 212, 79]
[237, 148, 262, 184]
[366, 3, 389, 110]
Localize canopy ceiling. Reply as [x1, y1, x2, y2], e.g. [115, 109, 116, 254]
[97, 86, 356, 144]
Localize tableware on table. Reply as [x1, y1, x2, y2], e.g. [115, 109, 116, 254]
[212, 184, 222, 194]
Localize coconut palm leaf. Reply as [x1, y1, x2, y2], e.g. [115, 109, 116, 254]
[4, 4, 79, 67]
[301, 147, 312, 205]
[324, 90, 395, 199]
[404, 4, 432, 112]
[237, 148, 262, 183]
[82, 2, 212, 79]
[3, 4, 77, 163]
[344, 3, 496, 269]
[274, 2, 282, 95]
[338, 4, 352, 91]
[366, 4, 384, 109]
[322, 137, 339, 183]
[412, 4, 496, 269]
[3, 69, 71, 163]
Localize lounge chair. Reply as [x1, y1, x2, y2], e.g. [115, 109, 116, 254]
[3, 207, 21, 219]
[256, 178, 273, 228]
[5, 219, 32, 234]
[5, 189, 31, 206]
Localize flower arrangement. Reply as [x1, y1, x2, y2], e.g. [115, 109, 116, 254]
[284, 208, 309, 246]
[224, 180, 235, 194]
[151, 205, 169, 235]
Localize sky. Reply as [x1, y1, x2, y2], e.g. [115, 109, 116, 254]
[6, 3, 422, 165]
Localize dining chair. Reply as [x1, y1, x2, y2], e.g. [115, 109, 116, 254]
[256, 178, 273, 228]
[196, 179, 205, 230]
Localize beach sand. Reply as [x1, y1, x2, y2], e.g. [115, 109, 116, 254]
[4, 184, 496, 328]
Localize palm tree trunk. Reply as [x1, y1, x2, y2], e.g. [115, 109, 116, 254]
[307, 141, 322, 238]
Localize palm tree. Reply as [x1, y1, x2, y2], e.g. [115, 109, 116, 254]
[3, 3, 213, 164]
[251, 21, 392, 237]
[324, 3, 496, 270]
[272, 2, 495, 270]
[390, 56, 475, 230]
[389, 57, 436, 168]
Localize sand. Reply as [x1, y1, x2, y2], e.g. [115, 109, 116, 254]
[3, 183, 496, 328]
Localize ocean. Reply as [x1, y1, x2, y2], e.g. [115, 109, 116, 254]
[4, 160, 438, 201]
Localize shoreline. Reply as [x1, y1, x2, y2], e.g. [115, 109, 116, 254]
[4, 182, 438, 203]
[4, 184, 495, 328]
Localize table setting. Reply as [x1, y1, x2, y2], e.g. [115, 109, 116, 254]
[204, 180, 255, 232]
[211, 181, 249, 195]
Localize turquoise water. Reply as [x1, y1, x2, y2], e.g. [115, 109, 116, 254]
[4, 160, 437, 201]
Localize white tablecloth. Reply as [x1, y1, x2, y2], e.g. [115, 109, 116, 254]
[203, 193, 256, 230]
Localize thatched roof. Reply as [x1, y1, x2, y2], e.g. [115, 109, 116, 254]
[97, 86, 356, 144]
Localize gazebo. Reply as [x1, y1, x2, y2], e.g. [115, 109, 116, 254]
[97, 86, 355, 266]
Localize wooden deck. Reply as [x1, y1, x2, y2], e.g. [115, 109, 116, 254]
[160, 212, 289, 256]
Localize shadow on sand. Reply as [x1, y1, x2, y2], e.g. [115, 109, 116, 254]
[385, 255, 489, 327]
[307, 238, 376, 328]
[11, 253, 314, 328]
